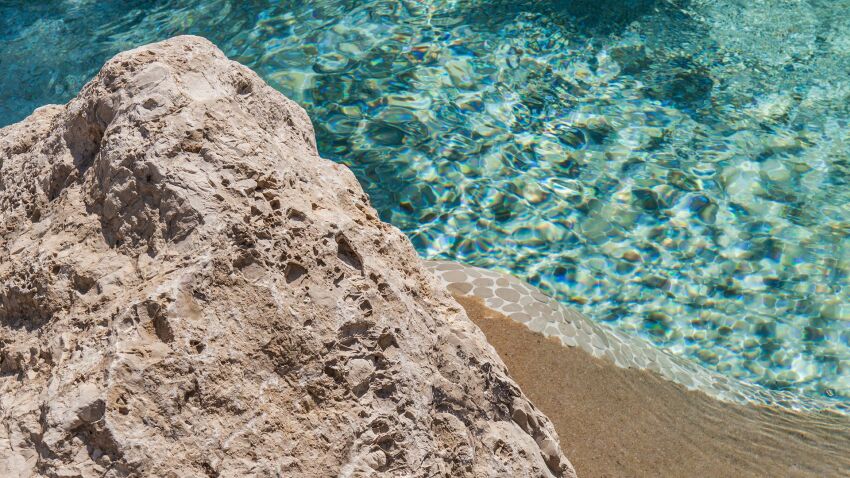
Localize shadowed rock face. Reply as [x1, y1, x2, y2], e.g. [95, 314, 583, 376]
[0, 36, 574, 477]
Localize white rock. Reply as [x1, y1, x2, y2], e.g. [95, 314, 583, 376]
[0, 36, 574, 478]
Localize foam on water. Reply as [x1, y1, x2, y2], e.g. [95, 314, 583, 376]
[1, 0, 848, 404]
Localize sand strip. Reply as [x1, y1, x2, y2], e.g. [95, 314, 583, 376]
[456, 295, 850, 478]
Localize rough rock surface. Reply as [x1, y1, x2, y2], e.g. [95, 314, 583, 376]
[0, 36, 574, 477]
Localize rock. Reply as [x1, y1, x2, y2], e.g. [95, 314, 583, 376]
[0, 36, 575, 477]
[632, 188, 662, 211]
[445, 59, 475, 89]
[748, 93, 794, 123]
[820, 301, 850, 322]
[622, 250, 641, 263]
[345, 358, 375, 397]
[608, 35, 648, 73]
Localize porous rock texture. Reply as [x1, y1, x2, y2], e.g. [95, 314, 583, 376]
[0, 36, 574, 477]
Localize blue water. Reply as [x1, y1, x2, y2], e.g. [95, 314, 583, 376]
[1, 0, 849, 404]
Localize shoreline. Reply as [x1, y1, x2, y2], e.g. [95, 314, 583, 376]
[456, 294, 850, 477]
[427, 260, 847, 415]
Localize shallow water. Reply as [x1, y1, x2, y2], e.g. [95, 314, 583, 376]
[1, 0, 848, 405]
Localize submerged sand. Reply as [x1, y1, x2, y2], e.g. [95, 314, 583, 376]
[456, 295, 850, 478]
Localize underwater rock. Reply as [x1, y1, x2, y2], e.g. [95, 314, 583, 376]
[0, 36, 574, 478]
[608, 35, 648, 73]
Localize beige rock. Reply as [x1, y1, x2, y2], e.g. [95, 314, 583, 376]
[0, 36, 575, 477]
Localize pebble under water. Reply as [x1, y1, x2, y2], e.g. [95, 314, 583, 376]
[1, 0, 849, 405]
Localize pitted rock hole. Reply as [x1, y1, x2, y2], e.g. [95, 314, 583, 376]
[336, 234, 362, 272]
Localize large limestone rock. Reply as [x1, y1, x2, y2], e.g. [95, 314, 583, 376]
[0, 36, 574, 477]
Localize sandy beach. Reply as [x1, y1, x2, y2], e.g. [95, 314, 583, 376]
[456, 295, 850, 478]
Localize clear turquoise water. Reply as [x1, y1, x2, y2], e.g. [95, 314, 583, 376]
[1, 0, 848, 404]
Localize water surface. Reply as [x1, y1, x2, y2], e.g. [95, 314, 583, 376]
[1, 0, 848, 405]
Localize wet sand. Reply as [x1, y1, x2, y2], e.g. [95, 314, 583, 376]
[455, 295, 850, 478]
